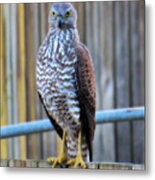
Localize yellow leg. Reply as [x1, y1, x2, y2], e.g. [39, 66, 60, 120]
[67, 130, 87, 168]
[47, 130, 67, 168]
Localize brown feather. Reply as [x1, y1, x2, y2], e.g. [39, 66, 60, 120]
[76, 43, 96, 161]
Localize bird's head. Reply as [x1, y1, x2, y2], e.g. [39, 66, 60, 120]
[48, 2, 77, 29]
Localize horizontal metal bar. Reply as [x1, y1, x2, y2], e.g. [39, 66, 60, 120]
[96, 106, 145, 124]
[1, 107, 145, 139]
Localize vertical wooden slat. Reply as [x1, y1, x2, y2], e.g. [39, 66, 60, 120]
[92, 1, 115, 162]
[34, 3, 44, 159]
[114, 1, 131, 162]
[24, 3, 37, 159]
[4, 4, 15, 159]
[100, 1, 115, 162]
[40, 3, 50, 159]
[34, 3, 42, 121]
[92, 1, 99, 85]
[89, 2, 102, 161]
[85, 2, 92, 49]
[17, 3, 27, 159]
[94, 1, 105, 162]
[0, 4, 8, 159]
[45, 3, 50, 31]
[11, 4, 19, 159]
[130, 0, 145, 163]
[130, 0, 145, 106]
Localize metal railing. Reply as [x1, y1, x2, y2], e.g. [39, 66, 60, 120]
[1, 107, 145, 139]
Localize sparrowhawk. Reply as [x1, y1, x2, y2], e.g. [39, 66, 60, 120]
[36, 2, 96, 168]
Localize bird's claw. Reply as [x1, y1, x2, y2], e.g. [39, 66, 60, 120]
[67, 153, 87, 168]
[47, 152, 67, 168]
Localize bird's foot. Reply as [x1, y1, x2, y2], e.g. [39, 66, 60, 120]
[67, 153, 87, 168]
[47, 152, 67, 168]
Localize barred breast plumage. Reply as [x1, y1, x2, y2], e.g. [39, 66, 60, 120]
[36, 28, 87, 160]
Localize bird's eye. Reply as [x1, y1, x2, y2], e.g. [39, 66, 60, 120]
[51, 11, 56, 16]
[65, 11, 71, 17]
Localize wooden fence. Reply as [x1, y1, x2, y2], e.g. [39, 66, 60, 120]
[0, 1, 145, 164]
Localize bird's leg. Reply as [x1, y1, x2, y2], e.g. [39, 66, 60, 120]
[67, 130, 87, 168]
[47, 130, 67, 168]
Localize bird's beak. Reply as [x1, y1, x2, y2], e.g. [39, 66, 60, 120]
[57, 15, 63, 29]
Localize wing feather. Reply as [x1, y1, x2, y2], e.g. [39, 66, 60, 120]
[76, 43, 96, 161]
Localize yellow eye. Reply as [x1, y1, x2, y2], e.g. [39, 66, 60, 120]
[51, 11, 56, 16]
[65, 11, 71, 17]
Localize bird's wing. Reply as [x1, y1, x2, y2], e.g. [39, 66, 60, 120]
[38, 92, 63, 138]
[76, 43, 96, 161]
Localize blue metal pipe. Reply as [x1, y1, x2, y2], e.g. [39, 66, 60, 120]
[96, 107, 145, 124]
[0, 107, 145, 139]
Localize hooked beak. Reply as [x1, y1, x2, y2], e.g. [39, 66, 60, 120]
[57, 15, 63, 29]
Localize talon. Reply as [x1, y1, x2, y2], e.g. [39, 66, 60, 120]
[47, 152, 67, 168]
[66, 159, 75, 165]
[47, 153, 67, 167]
[66, 154, 87, 168]
[47, 131, 67, 168]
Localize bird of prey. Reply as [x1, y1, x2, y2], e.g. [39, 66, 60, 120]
[36, 2, 96, 168]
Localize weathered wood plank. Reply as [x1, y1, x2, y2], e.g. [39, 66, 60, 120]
[100, 1, 115, 162]
[98, 162, 144, 170]
[130, 0, 145, 163]
[93, 1, 115, 162]
[25, 3, 37, 160]
[17, 3, 27, 159]
[0, 4, 8, 159]
[11, 3, 19, 159]
[0, 159, 144, 170]
[114, 1, 131, 162]
[4, 4, 14, 159]
[91, 1, 103, 162]
[25, 159, 38, 168]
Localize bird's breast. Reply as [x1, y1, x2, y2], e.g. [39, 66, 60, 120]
[37, 30, 81, 129]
